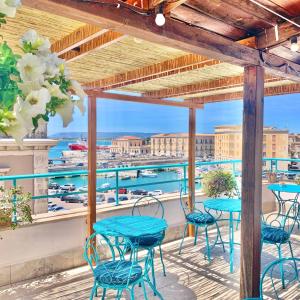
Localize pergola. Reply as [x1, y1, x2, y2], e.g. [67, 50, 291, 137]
[7, 0, 300, 298]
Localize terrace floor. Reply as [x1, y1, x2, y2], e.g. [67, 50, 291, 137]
[0, 229, 299, 300]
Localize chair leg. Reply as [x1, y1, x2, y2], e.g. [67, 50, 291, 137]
[179, 223, 188, 254]
[288, 241, 298, 280]
[277, 244, 285, 289]
[204, 226, 211, 262]
[141, 280, 149, 300]
[101, 288, 106, 300]
[159, 244, 166, 276]
[116, 289, 122, 300]
[90, 283, 97, 300]
[194, 226, 199, 246]
[151, 249, 157, 296]
[216, 222, 225, 252]
[129, 288, 135, 300]
[235, 212, 241, 230]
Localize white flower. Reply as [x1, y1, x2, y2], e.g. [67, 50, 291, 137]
[42, 53, 63, 78]
[45, 82, 68, 100]
[6, 120, 28, 145]
[17, 53, 45, 82]
[56, 98, 74, 128]
[18, 79, 43, 96]
[0, 0, 18, 17]
[20, 29, 51, 53]
[5, 0, 21, 7]
[23, 88, 51, 117]
[70, 80, 86, 115]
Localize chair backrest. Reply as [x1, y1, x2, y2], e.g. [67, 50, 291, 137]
[260, 257, 300, 299]
[263, 200, 300, 236]
[179, 185, 191, 217]
[132, 195, 164, 219]
[84, 233, 141, 287]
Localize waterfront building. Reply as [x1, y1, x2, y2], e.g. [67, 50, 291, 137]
[214, 125, 289, 168]
[151, 133, 214, 158]
[289, 133, 300, 158]
[110, 136, 150, 155]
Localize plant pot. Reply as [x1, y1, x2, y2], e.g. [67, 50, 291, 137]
[267, 172, 277, 183]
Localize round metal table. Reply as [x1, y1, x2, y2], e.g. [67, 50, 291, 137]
[204, 198, 241, 273]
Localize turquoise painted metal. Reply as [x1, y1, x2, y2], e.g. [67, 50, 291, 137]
[204, 198, 241, 273]
[93, 215, 168, 299]
[178, 188, 225, 263]
[261, 198, 299, 289]
[84, 232, 149, 300]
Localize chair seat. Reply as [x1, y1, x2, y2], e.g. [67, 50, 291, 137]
[186, 212, 215, 225]
[262, 226, 289, 244]
[129, 232, 164, 247]
[95, 260, 142, 286]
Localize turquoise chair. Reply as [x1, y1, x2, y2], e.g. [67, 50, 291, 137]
[84, 233, 149, 300]
[178, 188, 225, 261]
[131, 196, 166, 293]
[244, 257, 300, 300]
[261, 199, 299, 289]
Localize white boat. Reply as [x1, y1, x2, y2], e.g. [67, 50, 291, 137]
[140, 170, 158, 178]
[101, 183, 111, 189]
[78, 185, 88, 192]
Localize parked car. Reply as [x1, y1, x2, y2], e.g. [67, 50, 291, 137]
[60, 184, 76, 191]
[83, 194, 105, 206]
[48, 182, 60, 190]
[148, 190, 163, 196]
[118, 188, 128, 194]
[61, 194, 84, 203]
[131, 189, 148, 195]
[119, 195, 128, 201]
[107, 197, 115, 203]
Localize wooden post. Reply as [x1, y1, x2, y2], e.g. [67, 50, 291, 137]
[87, 96, 97, 239]
[188, 107, 196, 236]
[240, 66, 264, 299]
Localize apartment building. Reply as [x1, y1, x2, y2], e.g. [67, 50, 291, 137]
[151, 133, 214, 158]
[289, 133, 300, 158]
[214, 125, 289, 165]
[110, 136, 150, 155]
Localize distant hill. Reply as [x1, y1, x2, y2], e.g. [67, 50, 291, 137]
[49, 132, 158, 140]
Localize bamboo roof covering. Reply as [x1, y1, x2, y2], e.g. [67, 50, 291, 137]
[3, 1, 300, 104]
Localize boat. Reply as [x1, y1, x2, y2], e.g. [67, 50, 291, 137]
[140, 170, 158, 178]
[121, 175, 131, 180]
[68, 138, 109, 151]
[100, 183, 111, 189]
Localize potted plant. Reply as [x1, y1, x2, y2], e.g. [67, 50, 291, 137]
[0, 186, 33, 229]
[202, 169, 237, 198]
[267, 172, 277, 183]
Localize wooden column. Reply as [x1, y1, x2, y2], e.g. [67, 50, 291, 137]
[87, 96, 97, 238]
[240, 66, 264, 299]
[188, 107, 196, 236]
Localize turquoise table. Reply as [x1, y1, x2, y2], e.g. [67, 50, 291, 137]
[204, 198, 241, 273]
[268, 183, 300, 225]
[93, 215, 168, 299]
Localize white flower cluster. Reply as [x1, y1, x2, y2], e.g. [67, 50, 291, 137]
[6, 30, 86, 143]
[0, 0, 21, 18]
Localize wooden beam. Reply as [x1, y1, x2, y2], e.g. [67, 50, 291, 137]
[61, 31, 125, 62]
[257, 17, 300, 50]
[165, 0, 188, 14]
[51, 24, 107, 55]
[143, 75, 279, 98]
[86, 90, 203, 108]
[85, 54, 220, 90]
[87, 96, 97, 241]
[188, 107, 196, 237]
[193, 82, 300, 103]
[240, 65, 264, 299]
[23, 0, 300, 82]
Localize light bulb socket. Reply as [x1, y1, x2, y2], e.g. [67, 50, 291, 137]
[290, 36, 299, 52]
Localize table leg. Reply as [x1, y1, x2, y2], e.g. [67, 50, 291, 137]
[229, 212, 234, 273]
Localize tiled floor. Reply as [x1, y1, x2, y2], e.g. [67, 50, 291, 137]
[0, 228, 299, 300]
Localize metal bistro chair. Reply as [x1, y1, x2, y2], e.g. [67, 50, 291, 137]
[244, 257, 300, 300]
[261, 199, 300, 289]
[131, 196, 166, 291]
[178, 187, 225, 262]
[84, 232, 150, 300]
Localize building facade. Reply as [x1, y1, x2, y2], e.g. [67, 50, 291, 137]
[110, 136, 150, 155]
[289, 133, 300, 158]
[214, 125, 289, 163]
[151, 133, 214, 158]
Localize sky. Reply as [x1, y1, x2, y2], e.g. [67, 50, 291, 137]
[48, 93, 300, 135]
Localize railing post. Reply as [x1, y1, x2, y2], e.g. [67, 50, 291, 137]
[183, 165, 187, 194]
[12, 179, 17, 224]
[232, 162, 236, 175]
[115, 170, 119, 205]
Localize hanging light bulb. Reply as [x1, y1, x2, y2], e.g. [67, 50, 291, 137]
[155, 4, 165, 26]
[290, 36, 299, 52]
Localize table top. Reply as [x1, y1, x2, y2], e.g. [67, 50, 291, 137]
[268, 184, 300, 193]
[204, 198, 241, 213]
[93, 215, 168, 238]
